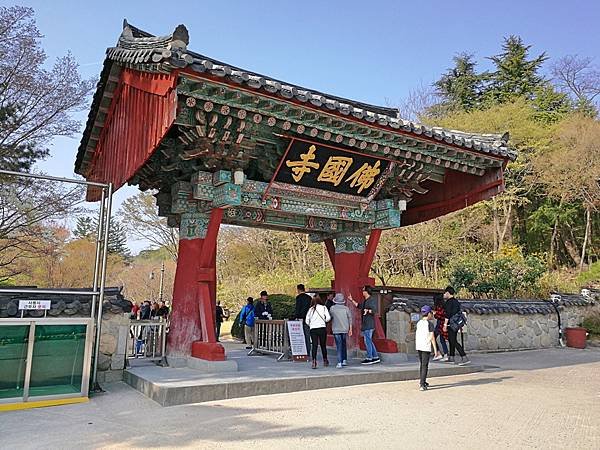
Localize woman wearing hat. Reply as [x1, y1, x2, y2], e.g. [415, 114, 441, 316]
[329, 293, 353, 368]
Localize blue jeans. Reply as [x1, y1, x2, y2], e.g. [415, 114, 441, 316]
[361, 328, 378, 359]
[435, 329, 448, 354]
[333, 333, 348, 364]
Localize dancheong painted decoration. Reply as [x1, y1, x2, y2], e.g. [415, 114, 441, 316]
[76, 21, 516, 361]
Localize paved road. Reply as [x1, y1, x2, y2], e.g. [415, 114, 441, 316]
[1, 348, 599, 449]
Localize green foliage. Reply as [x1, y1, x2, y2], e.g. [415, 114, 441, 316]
[433, 53, 484, 113]
[73, 216, 95, 240]
[231, 294, 296, 339]
[582, 312, 600, 335]
[449, 249, 546, 298]
[307, 269, 334, 288]
[485, 35, 548, 104]
[577, 262, 600, 287]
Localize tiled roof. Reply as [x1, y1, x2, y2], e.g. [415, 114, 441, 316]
[388, 293, 596, 315]
[0, 287, 131, 318]
[76, 21, 516, 175]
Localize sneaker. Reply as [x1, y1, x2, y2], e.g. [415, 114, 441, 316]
[336, 363, 343, 369]
[342, 360, 348, 366]
[419, 386, 427, 391]
[447, 356, 455, 363]
[324, 359, 330, 367]
[368, 357, 381, 365]
[458, 356, 471, 366]
[361, 359, 372, 365]
[432, 354, 443, 361]
[441, 356, 449, 362]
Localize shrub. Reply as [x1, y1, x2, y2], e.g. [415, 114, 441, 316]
[231, 293, 296, 339]
[448, 249, 546, 298]
[582, 312, 600, 336]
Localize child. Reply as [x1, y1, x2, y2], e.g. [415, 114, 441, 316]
[416, 305, 438, 391]
[329, 293, 353, 368]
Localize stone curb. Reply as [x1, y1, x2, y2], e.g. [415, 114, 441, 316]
[124, 364, 484, 407]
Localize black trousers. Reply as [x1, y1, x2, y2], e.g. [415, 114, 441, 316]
[303, 322, 311, 357]
[418, 350, 430, 386]
[448, 328, 466, 357]
[310, 327, 328, 362]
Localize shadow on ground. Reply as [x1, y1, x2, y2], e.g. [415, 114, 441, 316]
[426, 376, 512, 390]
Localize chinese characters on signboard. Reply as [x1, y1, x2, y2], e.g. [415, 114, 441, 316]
[274, 139, 389, 197]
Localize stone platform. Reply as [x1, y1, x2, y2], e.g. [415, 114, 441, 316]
[124, 342, 485, 406]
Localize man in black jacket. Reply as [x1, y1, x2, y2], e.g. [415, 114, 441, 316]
[254, 291, 273, 320]
[294, 284, 312, 357]
[443, 286, 470, 365]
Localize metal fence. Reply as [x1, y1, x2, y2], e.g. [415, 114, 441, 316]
[126, 319, 168, 362]
[249, 319, 290, 361]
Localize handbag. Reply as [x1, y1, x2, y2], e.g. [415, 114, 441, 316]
[448, 311, 467, 331]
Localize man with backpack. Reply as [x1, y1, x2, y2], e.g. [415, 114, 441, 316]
[239, 297, 255, 349]
[442, 286, 470, 365]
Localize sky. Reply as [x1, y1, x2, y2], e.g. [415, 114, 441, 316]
[4, 0, 599, 252]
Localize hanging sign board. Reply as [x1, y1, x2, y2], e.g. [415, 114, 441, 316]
[19, 300, 51, 310]
[286, 320, 308, 361]
[274, 138, 390, 198]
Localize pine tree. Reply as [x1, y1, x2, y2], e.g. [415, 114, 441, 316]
[73, 216, 96, 240]
[433, 53, 484, 113]
[486, 35, 548, 104]
[73, 215, 131, 260]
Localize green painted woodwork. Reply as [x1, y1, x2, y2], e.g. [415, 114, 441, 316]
[176, 78, 497, 172]
[335, 233, 367, 254]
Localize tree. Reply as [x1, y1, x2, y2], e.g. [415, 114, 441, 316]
[0, 179, 83, 282]
[485, 35, 548, 104]
[0, 6, 95, 171]
[534, 115, 600, 270]
[432, 53, 484, 113]
[551, 55, 600, 117]
[73, 216, 95, 240]
[120, 191, 179, 261]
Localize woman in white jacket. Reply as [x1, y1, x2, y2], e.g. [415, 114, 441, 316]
[305, 294, 331, 369]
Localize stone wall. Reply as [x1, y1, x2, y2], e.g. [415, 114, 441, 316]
[386, 298, 599, 354]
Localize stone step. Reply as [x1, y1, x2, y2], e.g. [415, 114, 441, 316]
[124, 362, 484, 407]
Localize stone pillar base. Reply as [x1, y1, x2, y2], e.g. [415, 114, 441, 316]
[191, 341, 226, 361]
[166, 355, 238, 373]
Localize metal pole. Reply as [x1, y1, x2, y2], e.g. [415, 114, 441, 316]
[91, 183, 113, 391]
[90, 188, 106, 320]
[158, 261, 165, 302]
[0, 169, 108, 187]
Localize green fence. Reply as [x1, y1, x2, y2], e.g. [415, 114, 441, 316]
[0, 318, 93, 403]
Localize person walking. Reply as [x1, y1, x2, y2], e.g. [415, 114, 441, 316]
[330, 293, 352, 368]
[216, 301, 224, 342]
[416, 305, 438, 391]
[433, 293, 448, 361]
[239, 297, 255, 349]
[305, 295, 331, 369]
[443, 286, 470, 365]
[294, 284, 312, 360]
[350, 286, 380, 365]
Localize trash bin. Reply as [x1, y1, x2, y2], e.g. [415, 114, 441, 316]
[565, 327, 587, 349]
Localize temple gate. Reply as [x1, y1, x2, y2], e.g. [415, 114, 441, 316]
[76, 21, 515, 363]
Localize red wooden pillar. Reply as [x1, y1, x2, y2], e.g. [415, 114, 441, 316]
[329, 230, 398, 353]
[167, 209, 226, 362]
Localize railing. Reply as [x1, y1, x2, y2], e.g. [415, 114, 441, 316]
[126, 319, 168, 362]
[249, 319, 290, 361]
[0, 317, 94, 404]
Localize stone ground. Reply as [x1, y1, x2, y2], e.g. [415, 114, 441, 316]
[1, 347, 599, 449]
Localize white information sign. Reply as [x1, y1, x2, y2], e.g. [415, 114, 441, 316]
[286, 320, 308, 357]
[18, 300, 51, 310]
